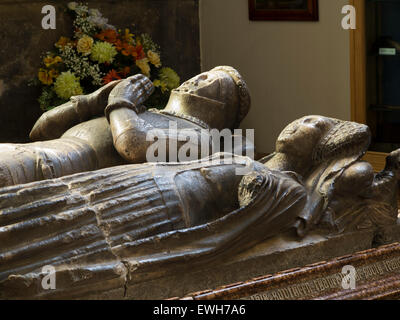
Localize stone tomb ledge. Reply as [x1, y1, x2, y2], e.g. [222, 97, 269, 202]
[118, 221, 400, 300]
[183, 240, 400, 300]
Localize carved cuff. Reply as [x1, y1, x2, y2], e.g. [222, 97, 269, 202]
[104, 100, 140, 121]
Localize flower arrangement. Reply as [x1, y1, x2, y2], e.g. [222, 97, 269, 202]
[35, 2, 180, 111]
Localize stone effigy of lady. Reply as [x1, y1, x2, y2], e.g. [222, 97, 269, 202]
[0, 66, 251, 188]
[0, 153, 308, 298]
[263, 115, 400, 235]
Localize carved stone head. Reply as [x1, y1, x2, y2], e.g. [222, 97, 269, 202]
[276, 115, 371, 165]
[276, 116, 336, 160]
[164, 66, 251, 130]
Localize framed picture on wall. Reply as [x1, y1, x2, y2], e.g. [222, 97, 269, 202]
[249, 0, 319, 21]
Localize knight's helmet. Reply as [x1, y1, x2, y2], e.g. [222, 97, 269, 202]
[163, 66, 251, 130]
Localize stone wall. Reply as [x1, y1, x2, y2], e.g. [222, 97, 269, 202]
[0, 0, 200, 142]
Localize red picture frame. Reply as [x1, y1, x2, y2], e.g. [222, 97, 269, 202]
[249, 0, 319, 21]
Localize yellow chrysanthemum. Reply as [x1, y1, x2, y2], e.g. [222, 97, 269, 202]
[49, 69, 59, 79]
[90, 41, 117, 64]
[153, 79, 168, 93]
[55, 36, 72, 49]
[77, 35, 94, 55]
[38, 68, 54, 85]
[147, 50, 161, 68]
[54, 71, 83, 99]
[136, 58, 151, 77]
[43, 55, 62, 68]
[159, 67, 180, 90]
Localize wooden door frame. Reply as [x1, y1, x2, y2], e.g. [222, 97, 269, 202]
[350, 0, 388, 172]
[350, 0, 366, 124]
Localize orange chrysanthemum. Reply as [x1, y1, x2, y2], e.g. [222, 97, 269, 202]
[135, 45, 146, 60]
[114, 39, 124, 51]
[121, 43, 145, 60]
[103, 69, 121, 84]
[121, 43, 135, 56]
[95, 29, 118, 44]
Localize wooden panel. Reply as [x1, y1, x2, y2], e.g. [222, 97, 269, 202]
[350, 0, 367, 124]
[362, 151, 388, 172]
[362, 151, 400, 208]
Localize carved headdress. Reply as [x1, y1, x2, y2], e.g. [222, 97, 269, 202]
[293, 118, 372, 235]
[306, 118, 371, 195]
[312, 119, 371, 165]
